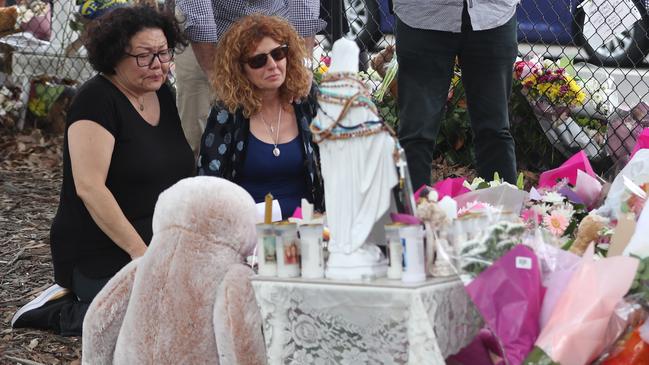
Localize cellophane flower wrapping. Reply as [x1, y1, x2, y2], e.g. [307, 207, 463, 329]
[463, 244, 544, 365]
[524, 245, 638, 365]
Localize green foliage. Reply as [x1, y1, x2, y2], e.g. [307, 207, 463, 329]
[628, 255, 649, 301]
[574, 115, 607, 134]
[460, 222, 526, 277]
[509, 83, 563, 171]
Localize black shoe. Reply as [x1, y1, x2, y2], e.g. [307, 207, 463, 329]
[12, 284, 73, 331]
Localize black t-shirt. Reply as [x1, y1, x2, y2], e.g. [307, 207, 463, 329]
[50, 75, 195, 288]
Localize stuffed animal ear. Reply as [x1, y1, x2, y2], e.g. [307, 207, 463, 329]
[82, 259, 139, 365]
[213, 264, 267, 365]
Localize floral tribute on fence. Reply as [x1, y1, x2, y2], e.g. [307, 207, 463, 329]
[514, 57, 611, 162]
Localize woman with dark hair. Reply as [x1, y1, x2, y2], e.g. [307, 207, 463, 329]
[11, 5, 194, 336]
[198, 14, 324, 220]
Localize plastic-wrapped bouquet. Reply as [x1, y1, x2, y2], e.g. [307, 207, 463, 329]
[521, 185, 588, 245]
[515, 58, 586, 110]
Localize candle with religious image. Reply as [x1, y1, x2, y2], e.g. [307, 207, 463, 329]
[400, 224, 426, 283]
[275, 222, 300, 278]
[385, 223, 403, 280]
[298, 224, 325, 278]
[256, 224, 277, 276]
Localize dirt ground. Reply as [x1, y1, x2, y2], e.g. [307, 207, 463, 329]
[0, 130, 81, 365]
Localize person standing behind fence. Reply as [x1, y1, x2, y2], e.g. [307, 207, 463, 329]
[174, 0, 325, 159]
[11, 5, 194, 336]
[393, 1, 518, 189]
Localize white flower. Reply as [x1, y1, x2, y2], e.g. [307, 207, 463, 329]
[532, 204, 549, 216]
[542, 59, 556, 68]
[488, 179, 503, 188]
[542, 191, 565, 204]
[585, 79, 601, 93]
[463, 177, 485, 190]
[592, 91, 605, 105]
[427, 190, 439, 202]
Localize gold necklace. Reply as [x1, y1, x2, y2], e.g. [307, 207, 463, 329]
[122, 87, 145, 111]
[260, 106, 282, 157]
[111, 74, 145, 111]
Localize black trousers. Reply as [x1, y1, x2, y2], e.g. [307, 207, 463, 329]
[395, 6, 518, 189]
[57, 268, 110, 336]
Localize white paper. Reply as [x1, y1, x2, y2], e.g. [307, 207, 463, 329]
[582, 0, 641, 50]
[255, 199, 282, 223]
[623, 202, 649, 258]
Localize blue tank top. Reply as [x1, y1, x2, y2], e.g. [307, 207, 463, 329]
[238, 133, 308, 220]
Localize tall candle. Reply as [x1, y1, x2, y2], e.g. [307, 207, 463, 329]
[264, 193, 273, 224]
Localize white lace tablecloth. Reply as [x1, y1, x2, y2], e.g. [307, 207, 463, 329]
[251, 277, 481, 365]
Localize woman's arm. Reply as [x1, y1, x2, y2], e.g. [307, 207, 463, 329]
[68, 120, 147, 259]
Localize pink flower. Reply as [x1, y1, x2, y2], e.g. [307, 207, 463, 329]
[514, 60, 540, 79]
[521, 208, 542, 225]
[543, 210, 570, 236]
[321, 56, 331, 67]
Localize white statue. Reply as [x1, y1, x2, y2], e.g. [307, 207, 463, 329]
[311, 38, 398, 280]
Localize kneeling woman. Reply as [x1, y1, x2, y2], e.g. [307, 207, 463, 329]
[12, 6, 194, 335]
[198, 14, 324, 219]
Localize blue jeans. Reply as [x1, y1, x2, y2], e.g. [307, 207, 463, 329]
[395, 6, 518, 189]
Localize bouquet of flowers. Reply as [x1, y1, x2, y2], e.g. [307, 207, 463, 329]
[572, 71, 617, 119]
[514, 57, 609, 160]
[521, 184, 588, 245]
[515, 58, 586, 111]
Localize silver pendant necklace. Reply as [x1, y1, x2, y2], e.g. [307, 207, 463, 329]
[261, 106, 283, 157]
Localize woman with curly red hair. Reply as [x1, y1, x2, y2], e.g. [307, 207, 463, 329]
[198, 14, 324, 219]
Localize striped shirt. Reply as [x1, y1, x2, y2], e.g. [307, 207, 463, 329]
[176, 0, 325, 43]
[393, 0, 519, 32]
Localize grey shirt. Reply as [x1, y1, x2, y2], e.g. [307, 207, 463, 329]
[176, 0, 325, 42]
[393, 0, 519, 32]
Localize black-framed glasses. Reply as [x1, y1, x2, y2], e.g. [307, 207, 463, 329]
[242, 45, 289, 69]
[125, 49, 174, 67]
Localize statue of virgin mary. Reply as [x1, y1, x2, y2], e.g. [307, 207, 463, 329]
[311, 38, 399, 280]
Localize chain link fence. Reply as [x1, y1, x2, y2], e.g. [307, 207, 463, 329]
[1, 0, 648, 177]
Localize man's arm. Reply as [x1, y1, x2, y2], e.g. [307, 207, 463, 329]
[191, 42, 217, 80]
[176, 0, 218, 77]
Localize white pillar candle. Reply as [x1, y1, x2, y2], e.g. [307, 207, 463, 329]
[275, 223, 300, 278]
[256, 224, 277, 276]
[400, 224, 426, 283]
[385, 223, 403, 280]
[298, 224, 325, 279]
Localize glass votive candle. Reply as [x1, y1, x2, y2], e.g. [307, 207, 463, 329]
[400, 224, 426, 283]
[275, 222, 300, 278]
[385, 223, 403, 280]
[256, 224, 277, 276]
[298, 224, 325, 279]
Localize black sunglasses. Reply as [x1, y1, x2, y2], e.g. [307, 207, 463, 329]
[242, 45, 289, 69]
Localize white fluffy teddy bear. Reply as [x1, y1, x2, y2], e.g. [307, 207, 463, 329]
[82, 176, 267, 365]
